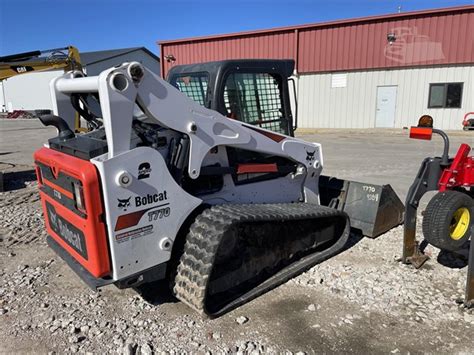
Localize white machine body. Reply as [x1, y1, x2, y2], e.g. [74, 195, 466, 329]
[48, 62, 324, 281]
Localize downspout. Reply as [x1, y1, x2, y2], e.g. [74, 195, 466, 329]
[291, 29, 300, 131]
[0, 80, 6, 112]
[293, 29, 299, 76]
[159, 43, 165, 79]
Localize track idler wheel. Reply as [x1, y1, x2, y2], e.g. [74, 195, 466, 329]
[422, 190, 474, 252]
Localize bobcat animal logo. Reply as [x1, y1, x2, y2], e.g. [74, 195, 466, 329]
[117, 197, 131, 211]
[306, 149, 316, 163]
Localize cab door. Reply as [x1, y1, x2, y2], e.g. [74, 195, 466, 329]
[220, 71, 293, 136]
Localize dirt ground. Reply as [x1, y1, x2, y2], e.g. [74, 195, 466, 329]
[1, 119, 474, 354]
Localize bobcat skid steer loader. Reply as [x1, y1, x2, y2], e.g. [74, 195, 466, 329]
[35, 62, 353, 316]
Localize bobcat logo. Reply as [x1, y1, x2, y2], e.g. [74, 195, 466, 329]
[306, 149, 316, 163]
[117, 197, 131, 211]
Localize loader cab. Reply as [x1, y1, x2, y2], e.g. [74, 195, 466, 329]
[167, 59, 297, 136]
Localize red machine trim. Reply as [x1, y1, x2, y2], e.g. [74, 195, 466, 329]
[115, 203, 171, 231]
[438, 143, 474, 192]
[34, 147, 111, 278]
[115, 208, 150, 231]
[237, 163, 278, 174]
[246, 125, 286, 143]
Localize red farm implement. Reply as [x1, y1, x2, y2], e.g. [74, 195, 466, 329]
[403, 116, 474, 306]
[463, 112, 474, 131]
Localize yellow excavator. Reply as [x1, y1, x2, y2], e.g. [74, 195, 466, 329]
[0, 46, 85, 130]
[0, 46, 81, 80]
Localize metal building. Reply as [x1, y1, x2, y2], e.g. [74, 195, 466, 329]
[0, 47, 160, 113]
[159, 5, 474, 130]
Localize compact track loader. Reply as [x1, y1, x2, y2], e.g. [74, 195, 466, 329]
[34, 61, 402, 316]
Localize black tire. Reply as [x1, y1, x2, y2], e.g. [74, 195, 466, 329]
[422, 190, 474, 252]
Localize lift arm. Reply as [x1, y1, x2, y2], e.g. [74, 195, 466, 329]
[49, 61, 323, 202]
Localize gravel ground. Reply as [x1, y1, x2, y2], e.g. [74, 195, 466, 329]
[2, 182, 474, 354]
[1, 180, 46, 246]
[1, 121, 474, 353]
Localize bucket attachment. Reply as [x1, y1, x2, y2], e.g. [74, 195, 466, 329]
[319, 175, 404, 238]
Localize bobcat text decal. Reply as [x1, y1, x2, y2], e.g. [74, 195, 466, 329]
[46, 201, 88, 259]
[135, 191, 168, 207]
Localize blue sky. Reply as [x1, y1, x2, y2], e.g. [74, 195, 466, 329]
[0, 0, 471, 56]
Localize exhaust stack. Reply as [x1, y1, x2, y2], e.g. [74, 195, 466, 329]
[38, 114, 75, 141]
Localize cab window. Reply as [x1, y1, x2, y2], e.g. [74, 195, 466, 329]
[223, 72, 286, 133]
[171, 73, 209, 106]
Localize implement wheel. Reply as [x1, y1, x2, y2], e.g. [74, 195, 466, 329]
[422, 190, 473, 252]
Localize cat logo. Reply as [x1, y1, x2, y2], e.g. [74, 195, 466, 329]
[10, 65, 33, 74]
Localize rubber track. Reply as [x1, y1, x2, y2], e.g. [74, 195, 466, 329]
[173, 203, 350, 317]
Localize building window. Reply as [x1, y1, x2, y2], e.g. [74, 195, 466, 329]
[428, 83, 463, 108]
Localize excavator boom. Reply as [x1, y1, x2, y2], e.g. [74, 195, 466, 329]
[0, 46, 81, 81]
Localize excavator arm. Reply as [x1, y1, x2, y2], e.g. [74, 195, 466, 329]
[0, 46, 81, 81]
[0, 46, 87, 131]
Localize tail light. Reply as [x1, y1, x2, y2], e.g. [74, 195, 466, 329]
[35, 166, 43, 186]
[72, 181, 86, 213]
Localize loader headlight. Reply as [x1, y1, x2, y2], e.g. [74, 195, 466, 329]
[72, 181, 86, 213]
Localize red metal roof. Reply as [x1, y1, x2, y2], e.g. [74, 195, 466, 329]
[159, 5, 474, 76]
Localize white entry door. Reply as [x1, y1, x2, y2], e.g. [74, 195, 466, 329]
[375, 86, 397, 128]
